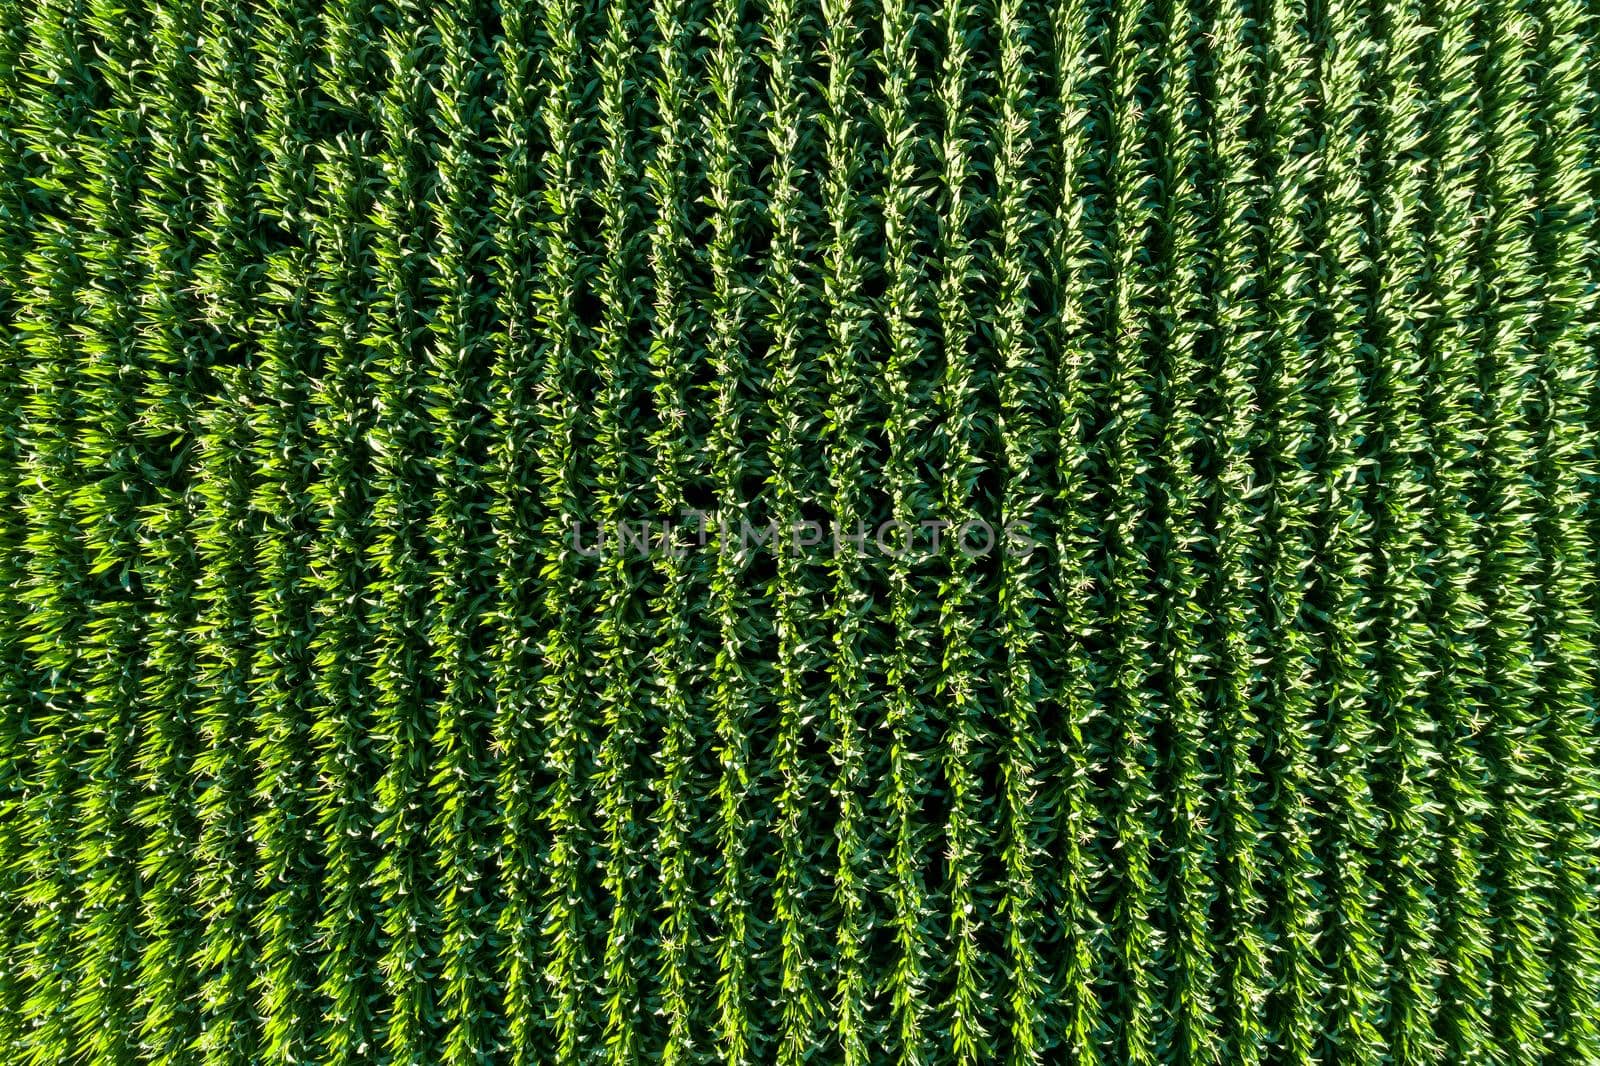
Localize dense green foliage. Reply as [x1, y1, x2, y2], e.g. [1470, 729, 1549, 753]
[2, 0, 1599, 1061]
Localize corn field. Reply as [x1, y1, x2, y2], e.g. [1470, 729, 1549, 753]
[1, 0, 1598, 1061]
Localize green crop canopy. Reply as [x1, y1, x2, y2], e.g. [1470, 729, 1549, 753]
[1, 0, 1597, 1061]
